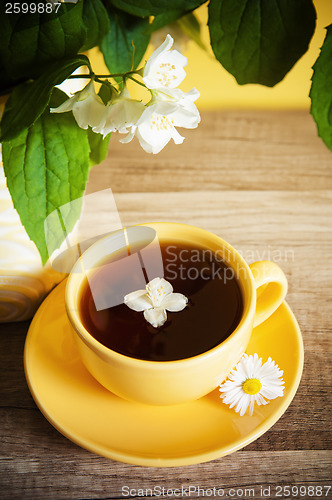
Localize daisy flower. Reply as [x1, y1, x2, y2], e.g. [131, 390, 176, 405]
[219, 353, 285, 416]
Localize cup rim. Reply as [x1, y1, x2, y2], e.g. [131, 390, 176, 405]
[65, 222, 256, 369]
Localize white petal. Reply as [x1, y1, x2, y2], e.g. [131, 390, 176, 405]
[136, 103, 181, 154]
[183, 87, 200, 102]
[110, 100, 145, 133]
[147, 277, 173, 292]
[162, 292, 188, 312]
[78, 80, 99, 101]
[144, 34, 174, 73]
[124, 290, 152, 312]
[220, 385, 243, 403]
[143, 34, 188, 90]
[144, 307, 167, 328]
[92, 104, 114, 135]
[248, 397, 256, 416]
[169, 107, 200, 130]
[144, 52, 187, 90]
[150, 88, 183, 103]
[171, 127, 185, 145]
[120, 127, 136, 144]
[137, 123, 172, 154]
[235, 394, 250, 416]
[72, 94, 106, 130]
[147, 277, 173, 307]
[260, 385, 284, 399]
[143, 35, 174, 84]
[255, 393, 269, 406]
[50, 95, 77, 113]
[97, 86, 145, 137]
[115, 87, 131, 100]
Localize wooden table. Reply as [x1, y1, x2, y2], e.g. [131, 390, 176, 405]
[1, 111, 331, 499]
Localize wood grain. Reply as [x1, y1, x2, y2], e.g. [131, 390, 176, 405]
[1, 111, 331, 499]
[87, 111, 332, 193]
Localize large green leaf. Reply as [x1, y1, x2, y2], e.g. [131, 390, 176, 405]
[81, 0, 111, 52]
[310, 25, 332, 151]
[0, 0, 109, 94]
[101, 6, 150, 74]
[2, 89, 91, 265]
[208, 0, 316, 87]
[108, 0, 206, 18]
[0, 2, 84, 92]
[88, 129, 111, 166]
[0, 55, 91, 142]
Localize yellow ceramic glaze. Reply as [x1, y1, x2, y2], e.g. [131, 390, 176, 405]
[24, 279, 303, 467]
[65, 223, 288, 406]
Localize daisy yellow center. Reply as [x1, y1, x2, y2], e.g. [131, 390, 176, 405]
[242, 378, 262, 395]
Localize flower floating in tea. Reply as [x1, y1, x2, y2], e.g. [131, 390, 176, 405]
[124, 277, 188, 328]
[219, 353, 285, 416]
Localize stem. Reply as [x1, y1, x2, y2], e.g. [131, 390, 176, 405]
[67, 74, 93, 79]
[94, 77, 114, 89]
[127, 76, 146, 88]
[67, 68, 145, 80]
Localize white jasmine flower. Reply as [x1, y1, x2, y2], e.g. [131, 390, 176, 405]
[93, 87, 145, 138]
[151, 87, 201, 126]
[124, 277, 188, 328]
[50, 80, 106, 130]
[120, 89, 200, 154]
[143, 34, 188, 90]
[219, 353, 285, 416]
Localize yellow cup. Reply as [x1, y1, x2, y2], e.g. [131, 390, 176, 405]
[65, 222, 288, 406]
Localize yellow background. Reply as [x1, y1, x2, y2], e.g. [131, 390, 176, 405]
[91, 0, 332, 110]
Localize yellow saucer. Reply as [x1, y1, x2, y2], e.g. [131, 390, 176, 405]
[24, 279, 303, 467]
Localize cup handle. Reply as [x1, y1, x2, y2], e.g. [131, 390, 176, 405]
[249, 261, 288, 328]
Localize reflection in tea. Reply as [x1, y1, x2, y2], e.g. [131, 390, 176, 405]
[80, 241, 243, 361]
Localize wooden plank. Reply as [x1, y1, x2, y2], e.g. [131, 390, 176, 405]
[0, 449, 331, 499]
[87, 111, 332, 194]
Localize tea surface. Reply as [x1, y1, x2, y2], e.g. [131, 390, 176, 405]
[81, 241, 243, 361]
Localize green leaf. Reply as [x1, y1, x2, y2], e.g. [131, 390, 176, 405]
[86, 84, 112, 166]
[177, 12, 206, 51]
[108, 0, 206, 18]
[0, 0, 110, 94]
[88, 129, 111, 166]
[310, 25, 332, 151]
[0, 55, 91, 143]
[0, 2, 85, 92]
[2, 89, 91, 265]
[98, 83, 113, 105]
[81, 0, 111, 52]
[101, 6, 151, 74]
[149, 10, 186, 32]
[208, 0, 316, 87]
